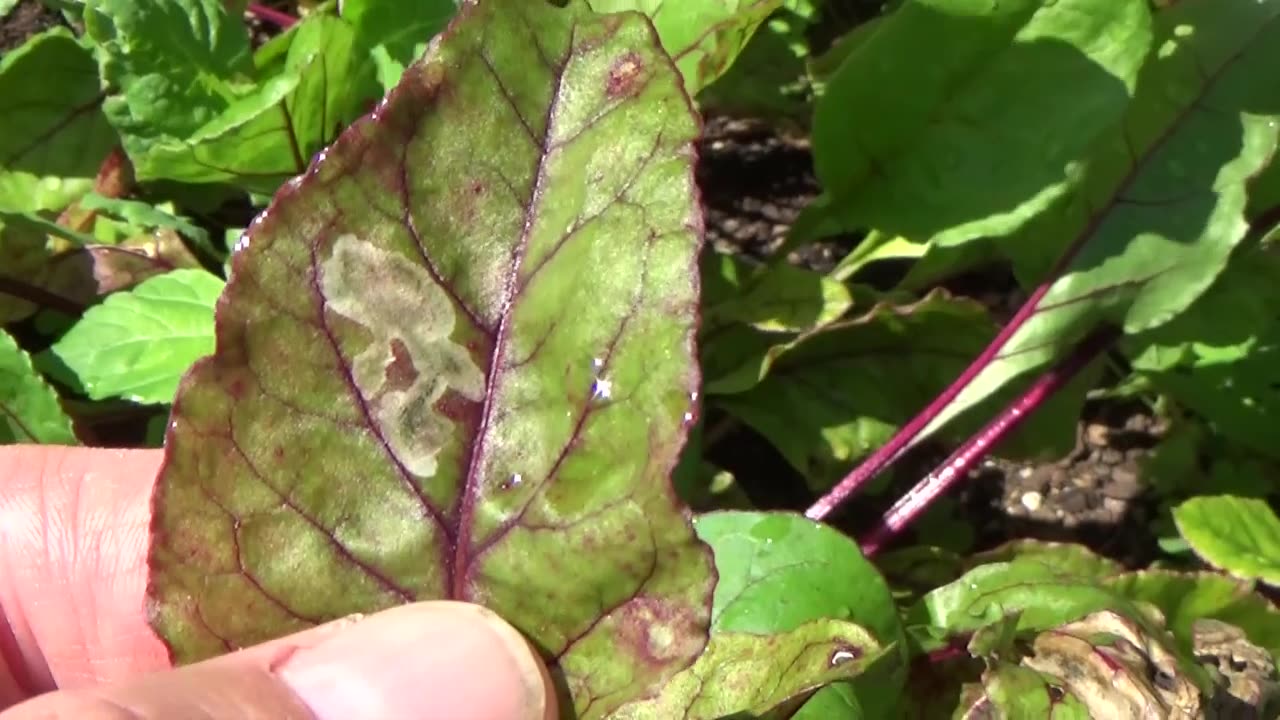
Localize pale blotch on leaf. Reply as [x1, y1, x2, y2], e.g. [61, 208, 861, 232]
[320, 234, 485, 477]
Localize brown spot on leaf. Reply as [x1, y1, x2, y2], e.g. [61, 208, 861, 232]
[383, 338, 420, 391]
[606, 52, 646, 98]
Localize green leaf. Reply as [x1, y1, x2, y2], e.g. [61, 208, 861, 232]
[342, 0, 457, 92]
[0, 329, 77, 444]
[696, 0, 818, 122]
[797, 0, 1153, 245]
[713, 290, 994, 487]
[0, 28, 116, 213]
[916, 1, 1280, 445]
[611, 619, 886, 720]
[695, 510, 906, 718]
[586, 0, 782, 94]
[1128, 247, 1280, 459]
[915, 557, 1160, 640]
[981, 663, 1092, 719]
[967, 539, 1125, 580]
[147, 2, 714, 717]
[1174, 495, 1280, 588]
[78, 192, 210, 247]
[49, 268, 223, 405]
[1106, 570, 1280, 658]
[703, 253, 852, 335]
[85, 0, 254, 170]
[85, 0, 351, 191]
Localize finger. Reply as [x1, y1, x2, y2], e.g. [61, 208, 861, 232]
[2, 601, 557, 720]
[0, 445, 167, 704]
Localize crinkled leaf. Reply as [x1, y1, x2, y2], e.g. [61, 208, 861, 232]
[342, 0, 457, 92]
[585, 0, 782, 94]
[796, 0, 1152, 245]
[85, 0, 254, 169]
[1174, 496, 1280, 588]
[147, 2, 713, 716]
[917, 1, 1280, 444]
[49, 269, 222, 405]
[1106, 570, 1280, 659]
[611, 619, 885, 720]
[695, 510, 906, 719]
[0, 329, 77, 444]
[0, 27, 116, 213]
[1015, 611, 1203, 718]
[712, 291, 994, 487]
[85, 0, 356, 191]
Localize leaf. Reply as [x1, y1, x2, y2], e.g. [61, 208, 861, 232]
[695, 510, 906, 718]
[146, 2, 713, 717]
[270, 14, 364, 161]
[977, 663, 1092, 719]
[695, 3, 815, 122]
[966, 539, 1125, 580]
[713, 291, 994, 487]
[78, 192, 210, 247]
[48, 269, 223, 405]
[796, 0, 1153, 245]
[1128, 247, 1280, 459]
[702, 253, 852, 335]
[85, 0, 351, 191]
[1106, 570, 1280, 658]
[0, 27, 116, 213]
[611, 619, 886, 720]
[915, 0, 1280, 444]
[342, 0, 457, 92]
[914, 557, 1161, 640]
[0, 329, 77, 444]
[85, 0, 255, 169]
[1174, 496, 1280, 588]
[585, 0, 782, 95]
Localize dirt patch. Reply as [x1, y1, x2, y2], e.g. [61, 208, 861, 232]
[0, 1, 64, 54]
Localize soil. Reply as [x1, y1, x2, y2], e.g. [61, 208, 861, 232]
[694, 114, 1167, 568]
[0, 0, 62, 54]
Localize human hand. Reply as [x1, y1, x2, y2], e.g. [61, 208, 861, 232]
[0, 445, 556, 719]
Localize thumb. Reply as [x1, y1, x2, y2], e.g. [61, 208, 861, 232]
[1, 601, 556, 720]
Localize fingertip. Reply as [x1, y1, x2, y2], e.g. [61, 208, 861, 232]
[277, 601, 557, 720]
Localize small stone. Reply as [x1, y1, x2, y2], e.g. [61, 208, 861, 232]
[1021, 490, 1044, 512]
[1107, 463, 1143, 499]
[1085, 422, 1110, 447]
[1125, 414, 1151, 433]
[1073, 470, 1099, 489]
[1102, 497, 1128, 516]
[1019, 466, 1034, 479]
[1100, 448, 1124, 465]
[1059, 488, 1089, 514]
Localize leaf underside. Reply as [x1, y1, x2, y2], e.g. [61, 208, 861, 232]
[146, 2, 714, 716]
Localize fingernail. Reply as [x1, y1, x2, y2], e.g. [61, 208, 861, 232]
[278, 601, 551, 720]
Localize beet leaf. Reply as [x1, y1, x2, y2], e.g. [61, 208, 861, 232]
[147, 3, 716, 716]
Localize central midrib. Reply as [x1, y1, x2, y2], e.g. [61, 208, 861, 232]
[449, 20, 577, 599]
